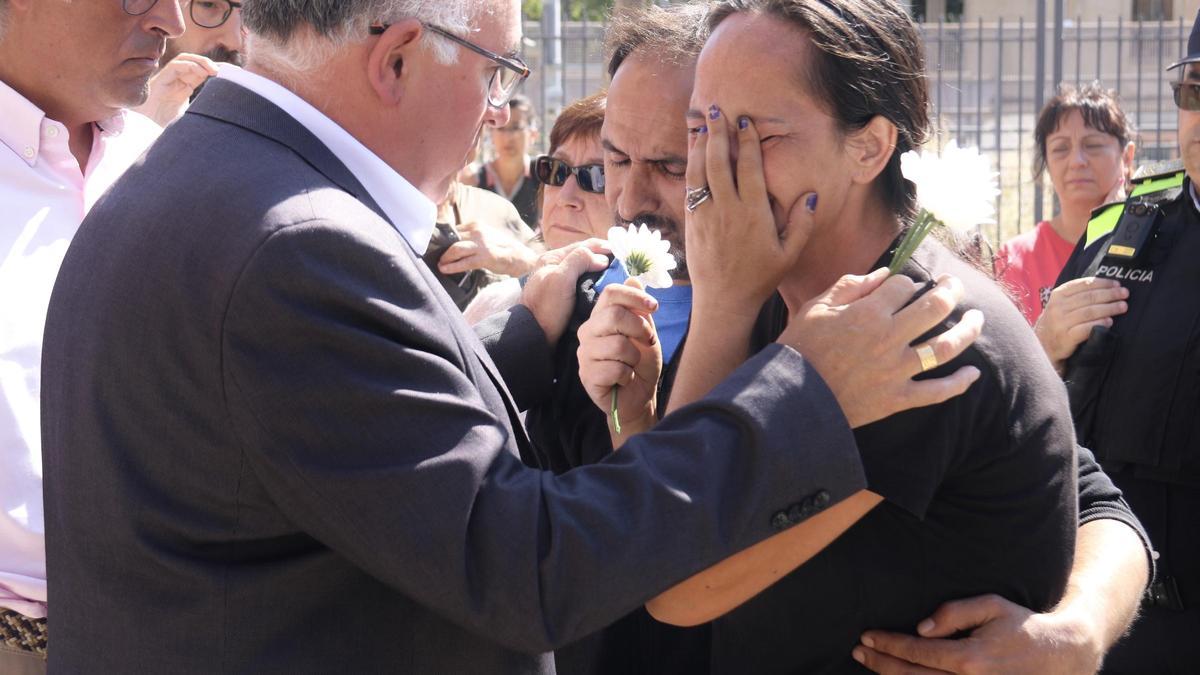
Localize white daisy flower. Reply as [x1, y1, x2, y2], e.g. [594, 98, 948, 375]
[606, 223, 677, 289]
[890, 140, 1000, 273]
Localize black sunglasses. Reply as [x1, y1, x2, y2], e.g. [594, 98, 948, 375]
[368, 23, 530, 108]
[1172, 81, 1200, 111]
[532, 156, 605, 194]
[123, 0, 242, 29]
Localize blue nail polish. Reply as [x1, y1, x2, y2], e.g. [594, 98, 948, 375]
[738, 116, 750, 130]
[806, 193, 819, 213]
[709, 105, 720, 120]
[698, 125, 708, 134]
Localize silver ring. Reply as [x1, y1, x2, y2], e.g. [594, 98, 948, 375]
[685, 185, 712, 213]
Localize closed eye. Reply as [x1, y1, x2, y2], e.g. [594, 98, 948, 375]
[658, 161, 687, 178]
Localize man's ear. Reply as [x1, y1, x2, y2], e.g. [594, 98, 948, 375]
[846, 115, 899, 185]
[366, 19, 424, 105]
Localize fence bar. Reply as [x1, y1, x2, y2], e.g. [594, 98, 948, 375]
[977, 17, 984, 148]
[995, 17, 1004, 244]
[1034, 1, 1047, 224]
[1095, 15, 1101, 84]
[937, 18, 944, 148]
[581, 13, 589, 100]
[1019, 16, 1026, 233]
[1136, 20, 1143, 152]
[1080, 14, 1089, 84]
[956, 23, 964, 141]
[1117, 16, 1123, 96]
[1157, 18, 1165, 152]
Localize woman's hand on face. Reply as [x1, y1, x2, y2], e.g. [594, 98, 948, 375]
[1034, 277, 1129, 373]
[577, 279, 663, 438]
[685, 107, 815, 318]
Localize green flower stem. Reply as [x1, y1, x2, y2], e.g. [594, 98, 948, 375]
[610, 387, 622, 435]
[888, 210, 939, 274]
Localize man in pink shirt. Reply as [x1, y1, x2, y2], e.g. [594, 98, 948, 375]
[0, 1, 182, 672]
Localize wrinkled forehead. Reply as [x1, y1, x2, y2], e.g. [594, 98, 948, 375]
[602, 54, 694, 155]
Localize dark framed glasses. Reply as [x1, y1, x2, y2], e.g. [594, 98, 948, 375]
[1171, 81, 1200, 111]
[532, 156, 605, 194]
[369, 23, 531, 108]
[189, 0, 241, 29]
[123, 0, 241, 28]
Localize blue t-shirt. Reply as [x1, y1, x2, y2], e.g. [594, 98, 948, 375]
[595, 259, 692, 364]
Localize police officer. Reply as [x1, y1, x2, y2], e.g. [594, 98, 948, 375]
[1040, 11, 1200, 672]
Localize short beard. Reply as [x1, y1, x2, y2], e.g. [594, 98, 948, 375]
[615, 213, 688, 281]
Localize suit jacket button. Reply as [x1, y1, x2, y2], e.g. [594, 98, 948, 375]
[787, 503, 806, 523]
[813, 490, 831, 509]
[771, 511, 792, 530]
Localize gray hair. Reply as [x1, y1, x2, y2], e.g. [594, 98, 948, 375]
[243, 0, 486, 72]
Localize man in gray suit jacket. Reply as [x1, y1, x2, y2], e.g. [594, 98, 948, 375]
[39, 1, 980, 672]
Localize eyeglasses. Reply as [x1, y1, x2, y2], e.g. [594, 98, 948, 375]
[123, 0, 242, 29]
[1172, 81, 1200, 111]
[368, 23, 531, 108]
[532, 156, 605, 194]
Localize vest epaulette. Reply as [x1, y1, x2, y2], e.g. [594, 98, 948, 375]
[1084, 170, 1187, 249]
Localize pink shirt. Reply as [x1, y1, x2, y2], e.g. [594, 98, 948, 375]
[994, 221, 1078, 325]
[0, 78, 160, 618]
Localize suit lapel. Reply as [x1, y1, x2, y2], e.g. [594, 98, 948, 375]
[189, 78, 535, 459]
[408, 254, 536, 459]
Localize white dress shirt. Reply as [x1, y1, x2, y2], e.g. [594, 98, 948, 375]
[0, 79, 161, 619]
[216, 65, 437, 254]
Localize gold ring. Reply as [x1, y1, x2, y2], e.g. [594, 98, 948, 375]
[915, 344, 938, 373]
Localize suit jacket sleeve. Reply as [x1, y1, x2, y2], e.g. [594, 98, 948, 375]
[474, 303, 554, 411]
[220, 220, 865, 654]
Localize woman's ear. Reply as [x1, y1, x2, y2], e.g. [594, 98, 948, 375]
[846, 115, 899, 185]
[366, 19, 423, 105]
[1121, 141, 1137, 181]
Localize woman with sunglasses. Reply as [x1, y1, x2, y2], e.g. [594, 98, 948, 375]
[463, 91, 610, 324]
[533, 91, 611, 249]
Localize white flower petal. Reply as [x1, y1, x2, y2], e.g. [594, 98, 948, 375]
[640, 267, 674, 289]
[604, 223, 677, 289]
[903, 140, 999, 234]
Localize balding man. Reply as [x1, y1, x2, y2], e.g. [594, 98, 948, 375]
[41, 1, 975, 671]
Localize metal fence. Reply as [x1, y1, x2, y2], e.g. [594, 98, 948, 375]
[518, 14, 1192, 247]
